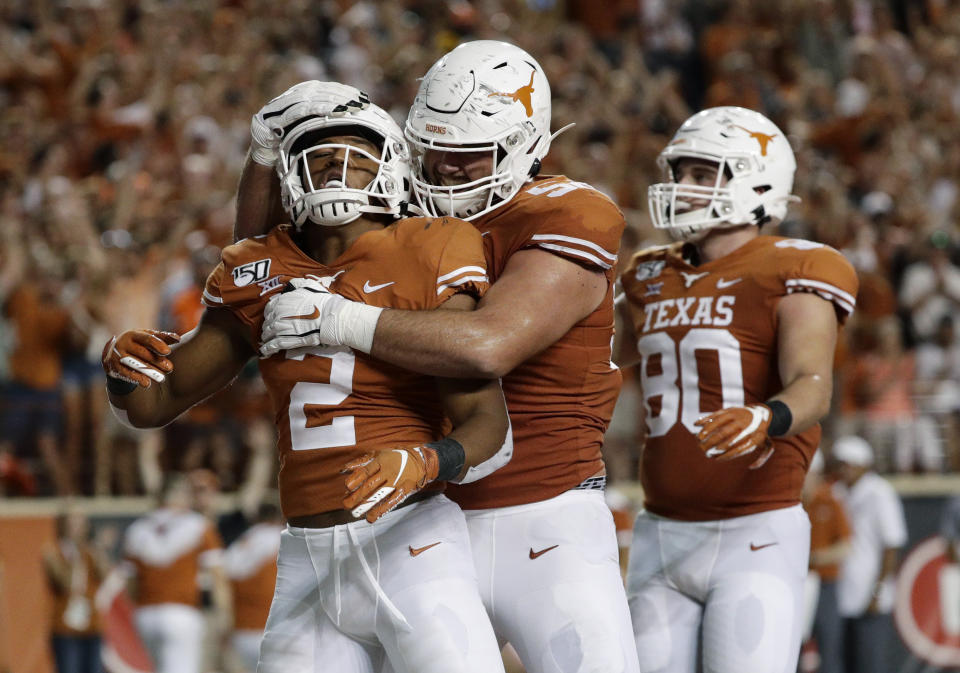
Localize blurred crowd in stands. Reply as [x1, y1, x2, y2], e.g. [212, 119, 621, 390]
[2, 0, 960, 496]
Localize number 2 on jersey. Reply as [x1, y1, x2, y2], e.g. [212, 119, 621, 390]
[286, 346, 356, 450]
[637, 328, 745, 436]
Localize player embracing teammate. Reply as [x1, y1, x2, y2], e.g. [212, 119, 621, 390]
[111, 36, 855, 673]
[247, 41, 640, 673]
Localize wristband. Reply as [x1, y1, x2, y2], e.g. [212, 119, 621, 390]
[765, 400, 793, 437]
[106, 375, 138, 396]
[426, 437, 466, 482]
[331, 299, 384, 354]
[250, 145, 278, 167]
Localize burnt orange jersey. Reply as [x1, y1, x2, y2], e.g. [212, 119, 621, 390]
[805, 483, 851, 581]
[448, 175, 624, 510]
[223, 523, 281, 631]
[621, 236, 858, 521]
[203, 220, 489, 519]
[124, 508, 222, 607]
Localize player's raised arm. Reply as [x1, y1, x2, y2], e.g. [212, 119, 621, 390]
[234, 153, 285, 242]
[101, 308, 256, 428]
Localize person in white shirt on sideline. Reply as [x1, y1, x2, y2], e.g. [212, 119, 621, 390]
[833, 435, 907, 673]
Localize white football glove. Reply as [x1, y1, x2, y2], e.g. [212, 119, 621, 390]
[249, 81, 371, 167]
[259, 278, 383, 357]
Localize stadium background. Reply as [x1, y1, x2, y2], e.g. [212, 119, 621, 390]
[2, 0, 960, 671]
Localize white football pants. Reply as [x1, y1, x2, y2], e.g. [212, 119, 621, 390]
[257, 494, 504, 673]
[134, 603, 205, 673]
[232, 630, 262, 673]
[467, 489, 640, 673]
[626, 504, 810, 673]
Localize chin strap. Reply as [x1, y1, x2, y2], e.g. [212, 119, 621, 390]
[530, 123, 576, 178]
[356, 203, 403, 218]
[399, 201, 426, 218]
[296, 201, 405, 229]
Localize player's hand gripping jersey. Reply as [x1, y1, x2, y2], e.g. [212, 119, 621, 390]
[448, 175, 625, 509]
[203, 219, 489, 519]
[621, 236, 858, 520]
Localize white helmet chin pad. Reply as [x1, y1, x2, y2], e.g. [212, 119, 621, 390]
[276, 83, 411, 229]
[405, 40, 553, 221]
[648, 106, 799, 240]
[288, 174, 369, 228]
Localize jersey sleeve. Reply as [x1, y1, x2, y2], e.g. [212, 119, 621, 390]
[777, 240, 859, 323]
[517, 180, 624, 271]
[416, 218, 490, 304]
[201, 240, 273, 337]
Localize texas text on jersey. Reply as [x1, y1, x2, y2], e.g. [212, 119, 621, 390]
[447, 175, 625, 509]
[203, 219, 489, 518]
[621, 236, 858, 521]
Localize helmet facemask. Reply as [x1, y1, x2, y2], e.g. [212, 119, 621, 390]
[280, 129, 405, 228]
[407, 134, 536, 219]
[277, 99, 411, 229]
[649, 153, 770, 240]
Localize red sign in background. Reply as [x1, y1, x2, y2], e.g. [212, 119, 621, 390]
[894, 536, 960, 669]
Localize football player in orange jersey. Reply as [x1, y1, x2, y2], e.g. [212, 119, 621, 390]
[615, 106, 859, 673]
[252, 42, 640, 673]
[101, 82, 511, 673]
[122, 474, 224, 673]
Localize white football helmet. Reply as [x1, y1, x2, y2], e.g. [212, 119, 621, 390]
[648, 106, 798, 240]
[276, 82, 411, 228]
[405, 40, 554, 220]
